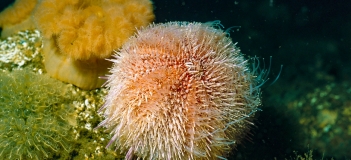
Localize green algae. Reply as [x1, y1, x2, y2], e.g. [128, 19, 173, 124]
[0, 69, 76, 159]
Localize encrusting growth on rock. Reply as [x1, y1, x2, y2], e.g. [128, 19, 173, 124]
[97, 21, 264, 160]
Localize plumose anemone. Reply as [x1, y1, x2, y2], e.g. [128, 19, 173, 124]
[97, 21, 264, 160]
[32, 0, 155, 90]
[0, 0, 37, 38]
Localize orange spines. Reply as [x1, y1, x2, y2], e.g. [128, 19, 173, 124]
[98, 22, 262, 159]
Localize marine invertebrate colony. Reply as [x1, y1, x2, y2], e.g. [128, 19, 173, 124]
[0, 69, 75, 159]
[0, 30, 42, 69]
[97, 22, 263, 159]
[32, 0, 155, 90]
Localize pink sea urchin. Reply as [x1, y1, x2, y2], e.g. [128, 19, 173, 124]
[97, 21, 263, 160]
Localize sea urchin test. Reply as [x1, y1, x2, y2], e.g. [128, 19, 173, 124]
[97, 21, 263, 160]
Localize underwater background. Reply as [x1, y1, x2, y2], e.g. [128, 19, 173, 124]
[153, 1, 351, 159]
[1, 0, 350, 159]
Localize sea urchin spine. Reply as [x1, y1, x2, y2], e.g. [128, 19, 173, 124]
[97, 21, 263, 160]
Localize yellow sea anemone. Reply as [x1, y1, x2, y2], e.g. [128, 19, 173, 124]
[33, 0, 155, 90]
[0, 0, 37, 38]
[97, 22, 264, 159]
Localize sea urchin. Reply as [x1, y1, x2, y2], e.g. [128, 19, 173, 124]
[97, 21, 263, 160]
